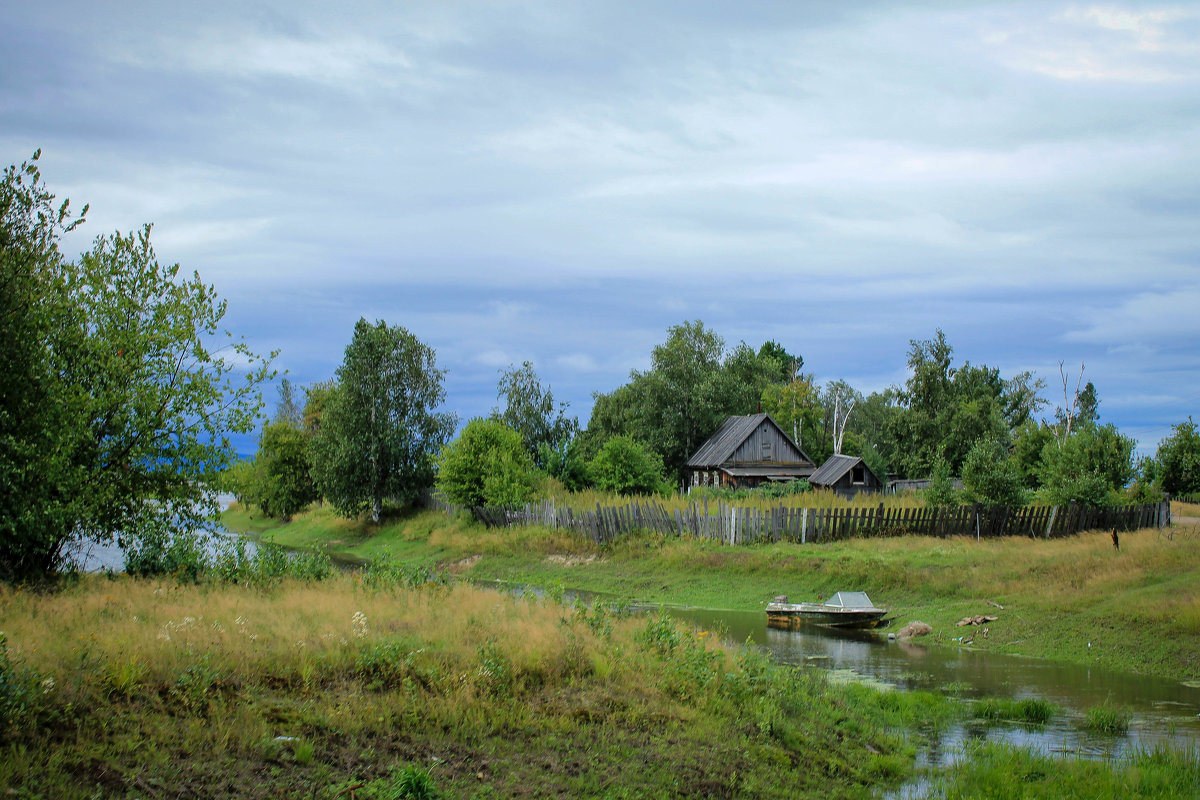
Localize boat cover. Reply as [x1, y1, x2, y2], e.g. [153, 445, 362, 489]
[826, 591, 875, 609]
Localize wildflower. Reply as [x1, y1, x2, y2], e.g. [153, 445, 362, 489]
[41, 677, 55, 694]
[352, 611, 368, 639]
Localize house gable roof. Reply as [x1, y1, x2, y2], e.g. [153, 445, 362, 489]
[687, 413, 813, 468]
[809, 454, 875, 486]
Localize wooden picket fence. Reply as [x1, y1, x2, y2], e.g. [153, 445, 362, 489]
[426, 495, 1172, 546]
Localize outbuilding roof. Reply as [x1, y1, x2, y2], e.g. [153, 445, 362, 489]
[809, 453, 869, 486]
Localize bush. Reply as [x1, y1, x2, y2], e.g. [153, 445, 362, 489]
[924, 456, 958, 508]
[588, 435, 670, 496]
[1038, 424, 1135, 506]
[436, 418, 538, 508]
[962, 440, 1026, 507]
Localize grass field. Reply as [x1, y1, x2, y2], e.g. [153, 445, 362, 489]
[4, 567, 1199, 798]
[1, 574, 937, 799]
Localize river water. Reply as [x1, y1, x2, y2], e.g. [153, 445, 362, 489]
[667, 605, 1200, 762]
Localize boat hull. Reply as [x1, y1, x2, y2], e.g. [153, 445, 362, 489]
[765, 603, 890, 630]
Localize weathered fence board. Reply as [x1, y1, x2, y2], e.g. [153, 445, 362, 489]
[426, 495, 1171, 546]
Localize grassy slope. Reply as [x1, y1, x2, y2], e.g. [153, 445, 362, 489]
[1, 575, 937, 799]
[223, 502, 1200, 682]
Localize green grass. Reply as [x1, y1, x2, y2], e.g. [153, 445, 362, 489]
[222, 503, 1200, 682]
[1085, 704, 1133, 734]
[923, 742, 1200, 799]
[0, 573, 942, 799]
[973, 697, 1056, 725]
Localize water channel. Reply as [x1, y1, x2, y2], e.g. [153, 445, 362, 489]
[666, 605, 1200, 764]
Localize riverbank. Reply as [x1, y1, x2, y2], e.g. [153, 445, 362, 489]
[4, 573, 1199, 799]
[222, 502, 1200, 682]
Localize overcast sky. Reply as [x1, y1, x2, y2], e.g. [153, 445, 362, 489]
[4, 1, 1198, 457]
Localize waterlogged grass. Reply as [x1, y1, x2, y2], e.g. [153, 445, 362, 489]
[1085, 704, 1133, 734]
[924, 742, 1200, 799]
[223, 505, 1200, 681]
[0, 573, 947, 799]
[973, 697, 1056, 725]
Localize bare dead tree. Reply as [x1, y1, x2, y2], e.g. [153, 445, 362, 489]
[1056, 361, 1085, 445]
[832, 388, 856, 456]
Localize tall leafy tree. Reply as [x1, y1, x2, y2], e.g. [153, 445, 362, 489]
[889, 330, 1044, 477]
[274, 378, 303, 427]
[1, 153, 272, 581]
[1153, 418, 1200, 497]
[493, 361, 578, 470]
[760, 374, 823, 454]
[310, 319, 455, 522]
[1037, 423, 1135, 506]
[584, 321, 784, 485]
[756, 340, 803, 384]
[252, 421, 318, 520]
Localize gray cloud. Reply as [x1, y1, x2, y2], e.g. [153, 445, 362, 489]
[3, 0, 1198, 456]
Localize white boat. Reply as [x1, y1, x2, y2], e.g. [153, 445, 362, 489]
[766, 591, 890, 629]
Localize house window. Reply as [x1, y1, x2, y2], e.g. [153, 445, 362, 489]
[852, 466, 865, 485]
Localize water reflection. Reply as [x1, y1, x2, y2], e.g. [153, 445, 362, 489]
[667, 605, 1200, 759]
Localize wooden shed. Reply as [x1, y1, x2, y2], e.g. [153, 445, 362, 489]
[686, 413, 815, 490]
[809, 454, 882, 497]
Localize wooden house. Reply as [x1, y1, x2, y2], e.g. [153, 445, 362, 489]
[809, 454, 882, 497]
[687, 413, 815, 490]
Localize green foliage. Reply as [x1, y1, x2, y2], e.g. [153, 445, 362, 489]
[925, 456, 959, 508]
[973, 697, 1055, 724]
[888, 330, 1045, 478]
[540, 437, 591, 491]
[1154, 417, 1200, 496]
[301, 379, 337, 436]
[961, 440, 1027, 507]
[929, 742, 1200, 800]
[250, 421, 318, 520]
[125, 529, 331, 585]
[310, 319, 456, 522]
[1011, 420, 1056, 489]
[0, 152, 273, 582]
[123, 528, 211, 582]
[1037, 423, 1135, 506]
[209, 540, 332, 586]
[436, 418, 538, 508]
[0, 633, 58, 740]
[493, 361, 578, 470]
[389, 763, 440, 800]
[1084, 704, 1131, 734]
[757, 339, 803, 383]
[585, 321, 781, 483]
[760, 374, 824, 458]
[588, 435, 669, 496]
[362, 559, 449, 591]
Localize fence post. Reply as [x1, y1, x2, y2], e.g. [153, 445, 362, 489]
[801, 507, 808, 544]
